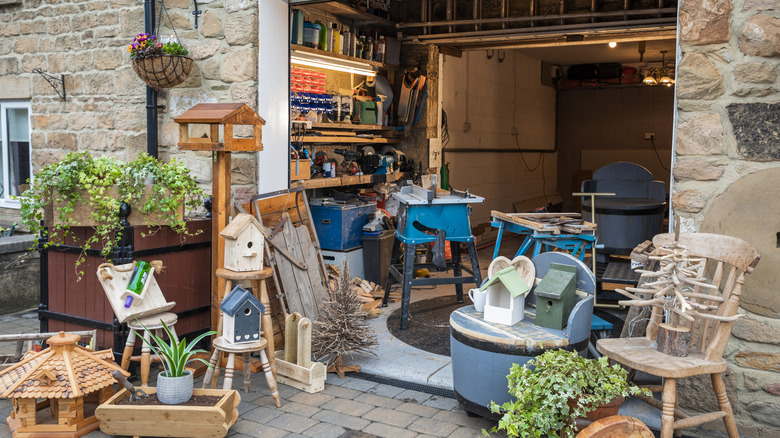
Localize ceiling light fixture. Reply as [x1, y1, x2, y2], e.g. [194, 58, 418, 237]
[608, 41, 617, 48]
[658, 50, 674, 87]
[291, 50, 377, 77]
[642, 50, 674, 87]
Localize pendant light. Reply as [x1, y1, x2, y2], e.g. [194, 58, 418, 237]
[658, 50, 675, 87]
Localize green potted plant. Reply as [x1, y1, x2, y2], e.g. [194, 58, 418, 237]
[487, 349, 650, 438]
[134, 318, 216, 404]
[17, 151, 204, 278]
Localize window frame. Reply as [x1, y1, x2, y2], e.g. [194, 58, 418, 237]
[0, 100, 33, 209]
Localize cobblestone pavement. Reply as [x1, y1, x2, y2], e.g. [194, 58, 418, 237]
[0, 310, 502, 438]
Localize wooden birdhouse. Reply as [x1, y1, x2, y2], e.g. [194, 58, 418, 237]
[174, 103, 265, 152]
[534, 263, 577, 330]
[220, 213, 265, 272]
[483, 266, 531, 326]
[220, 285, 265, 344]
[0, 331, 129, 438]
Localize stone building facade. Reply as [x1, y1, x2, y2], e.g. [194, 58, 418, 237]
[0, 0, 259, 224]
[674, 0, 780, 435]
[2, 0, 780, 435]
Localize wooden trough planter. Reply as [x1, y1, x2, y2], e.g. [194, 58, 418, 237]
[95, 388, 240, 438]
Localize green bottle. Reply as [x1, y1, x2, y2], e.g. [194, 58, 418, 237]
[124, 260, 151, 308]
[440, 162, 450, 190]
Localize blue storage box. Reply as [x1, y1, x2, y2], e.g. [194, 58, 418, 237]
[310, 198, 377, 251]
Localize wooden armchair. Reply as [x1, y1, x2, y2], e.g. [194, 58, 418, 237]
[596, 232, 760, 438]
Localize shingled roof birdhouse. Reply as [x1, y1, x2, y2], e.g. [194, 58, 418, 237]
[220, 213, 265, 272]
[0, 332, 129, 438]
[221, 285, 265, 344]
[174, 103, 265, 152]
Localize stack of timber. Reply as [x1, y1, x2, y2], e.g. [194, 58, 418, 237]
[490, 211, 596, 235]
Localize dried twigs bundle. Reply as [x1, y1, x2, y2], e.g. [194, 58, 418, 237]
[311, 264, 378, 376]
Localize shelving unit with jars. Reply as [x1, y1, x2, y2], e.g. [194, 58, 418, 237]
[289, 1, 408, 189]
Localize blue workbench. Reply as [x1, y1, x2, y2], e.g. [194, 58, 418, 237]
[490, 211, 599, 261]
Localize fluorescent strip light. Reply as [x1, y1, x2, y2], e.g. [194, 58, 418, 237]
[291, 50, 377, 77]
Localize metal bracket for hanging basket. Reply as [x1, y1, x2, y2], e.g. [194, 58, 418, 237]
[32, 68, 65, 100]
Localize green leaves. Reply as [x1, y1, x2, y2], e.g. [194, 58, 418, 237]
[17, 152, 205, 280]
[133, 316, 216, 378]
[486, 349, 651, 438]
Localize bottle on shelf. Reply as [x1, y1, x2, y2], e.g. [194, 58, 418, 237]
[303, 21, 319, 48]
[331, 23, 340, 54]
[291, 10, 303, 45]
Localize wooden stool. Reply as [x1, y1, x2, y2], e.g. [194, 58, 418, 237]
[121, 312, 178, 387]
[215, 267, 276, 379]
[202, 336, 281, 407]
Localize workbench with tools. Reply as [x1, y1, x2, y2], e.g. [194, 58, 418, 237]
[490, 211, 599, 261]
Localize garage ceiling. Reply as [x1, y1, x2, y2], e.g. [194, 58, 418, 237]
[514, 38, 677, 66]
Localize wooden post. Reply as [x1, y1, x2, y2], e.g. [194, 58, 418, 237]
[657, 322, 691, 357]
[212, 152, 232, 334]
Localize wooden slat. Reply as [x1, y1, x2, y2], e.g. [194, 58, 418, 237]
[299, 136, 399, 144]
[284, 313, 301, 364]
[297, 317, 312, 368]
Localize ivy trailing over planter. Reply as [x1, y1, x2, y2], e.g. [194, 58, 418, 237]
[18, 152, 205, 278]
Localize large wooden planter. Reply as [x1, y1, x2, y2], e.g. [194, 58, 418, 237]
[43, 185, 183, 228]
[95, 388, 239, 438]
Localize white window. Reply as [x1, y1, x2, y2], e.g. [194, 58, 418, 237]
[0, 101, 32, 208]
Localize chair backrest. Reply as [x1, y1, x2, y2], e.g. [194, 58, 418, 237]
[648, 233, 760, 362]
[581, 162, 666, 201]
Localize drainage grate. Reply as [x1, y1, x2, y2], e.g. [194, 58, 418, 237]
[351, 372, 456, 399]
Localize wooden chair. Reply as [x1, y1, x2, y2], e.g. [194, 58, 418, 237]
[596, 232, 760, 438]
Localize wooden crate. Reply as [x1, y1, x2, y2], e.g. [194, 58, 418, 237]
[290, 160, 311, 181]
[95, 388, 240, 438]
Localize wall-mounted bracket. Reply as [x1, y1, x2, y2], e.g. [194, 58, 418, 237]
[192, 0, 202, 29]
[32, 68, 65, 101]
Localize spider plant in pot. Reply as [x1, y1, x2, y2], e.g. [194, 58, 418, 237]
[486, 349, 650, 438]
[134, 318, 216, 404]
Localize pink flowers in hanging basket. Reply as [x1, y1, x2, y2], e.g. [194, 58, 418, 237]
[128, 33, 192, 89]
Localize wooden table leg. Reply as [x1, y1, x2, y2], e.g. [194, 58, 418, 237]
[121, 330, 136, 371]
[223, 352, 235, 391]
[243, 353, 251, 393]
[256, 279, 277, 380]
[202, 348, 220, 389]
[211, 350, 222, 389]
[140, 330, 151, 387]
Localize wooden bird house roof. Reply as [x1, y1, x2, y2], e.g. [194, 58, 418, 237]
[173, 103, 266, 125]
[220, 213, 264, 240]
[0, 332, 129, 399]
[220, 285, 264, 317]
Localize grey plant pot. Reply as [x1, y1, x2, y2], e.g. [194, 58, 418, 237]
[156, 370, 193, 405]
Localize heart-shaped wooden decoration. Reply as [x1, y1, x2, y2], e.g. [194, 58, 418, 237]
[487, 255, 536, 295]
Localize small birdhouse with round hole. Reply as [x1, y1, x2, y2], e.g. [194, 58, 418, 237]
[220, 285, 265, 344]
[220, 213, 265, 272]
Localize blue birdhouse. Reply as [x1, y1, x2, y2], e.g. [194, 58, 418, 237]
[220, 285, 265, 344]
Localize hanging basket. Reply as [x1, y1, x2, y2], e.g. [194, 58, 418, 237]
[132, 55, 193, 89]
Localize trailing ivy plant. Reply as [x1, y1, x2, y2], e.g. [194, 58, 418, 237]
[18, 151, 204, 279]
[485, 349, 650, 438]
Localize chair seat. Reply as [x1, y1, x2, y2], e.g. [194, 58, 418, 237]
[212, 336, 267, 354]
[215, 267, 273, 281]
[596, 337, 726, 378]
[127, 312, 178, 330]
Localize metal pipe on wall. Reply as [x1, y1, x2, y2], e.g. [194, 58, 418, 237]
[144, 0, 159, 159]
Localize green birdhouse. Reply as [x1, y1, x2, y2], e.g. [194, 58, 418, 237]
[534, 263, 576, 330]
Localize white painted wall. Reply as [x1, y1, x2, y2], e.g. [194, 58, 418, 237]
[442, 51, 558, 226]
[257, 0, 290, 194]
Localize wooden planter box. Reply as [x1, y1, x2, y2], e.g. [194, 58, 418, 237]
[43, 185, 183, 227]
[95, 388, 240, 438]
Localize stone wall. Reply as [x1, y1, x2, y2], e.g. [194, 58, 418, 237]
[0, 0, 259, 223]
[675, 0, 780, 435]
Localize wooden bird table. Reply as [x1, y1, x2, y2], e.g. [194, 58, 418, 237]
[174, 103, 265, 338]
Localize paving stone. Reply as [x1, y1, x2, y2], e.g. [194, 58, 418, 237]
[325, 375, 355, 386]
[394, 389, 433, 404]
[226, 433, 256, 438]
[432, 410, 494, 429]
[341, 430, 383, 438]
[322, 397, 374, 416]
[290, 390, 335, 406]
[417, 435, 438, 438]
[408, 417, 460, 437]
[231, 419, 288, 437]
[266, 412, 319, 433]
[242, 405, 279, 423]
[323, 384, 363, 399]
[280, 400, 322, 417]
[397, 402, 440, 418]
[421, 396, 459, 411]
[302, 422, 347, 438]
[363, 406, 420, 428]
[341, 378, 380, 392]
[363, 422, 418, 438]
[354, 392, 404, 409]
[367, 383, 406, 398]
[448, 426, 488, 438]
[312, 408, 371, 430]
